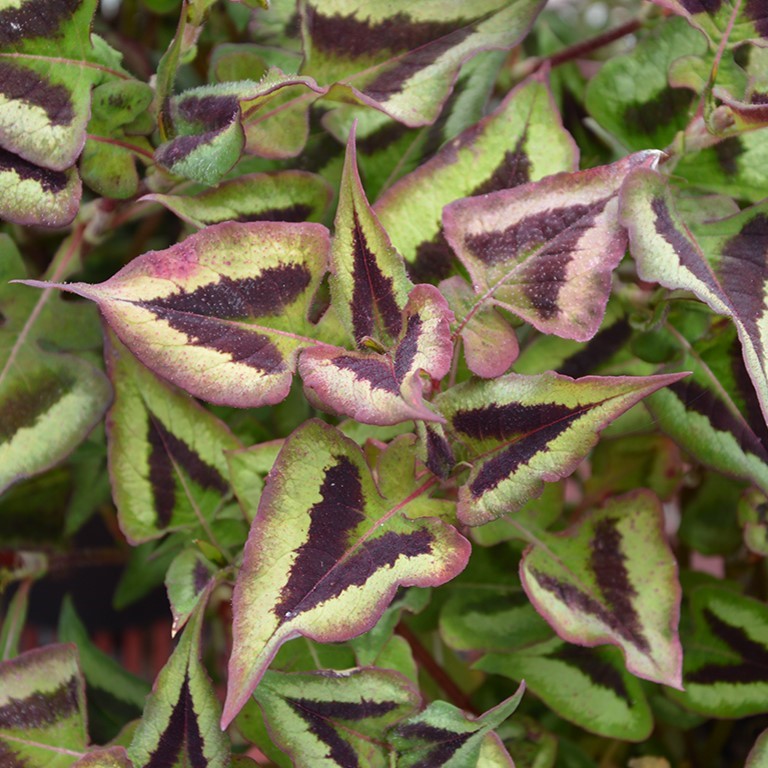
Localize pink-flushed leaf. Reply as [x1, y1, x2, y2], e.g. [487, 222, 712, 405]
[435, 371, 688, 525]
[521, 490, 683, 689]
[19, 221, 331, 408]
[300, 284, 453, 425]
[330, 124, 413, 349]
[440, 275, 518, 378]
[223, 420, 470, 728]
[443, 151, 663, 342]
[621, 169, 768, 425]
[374, 73, 578, 282]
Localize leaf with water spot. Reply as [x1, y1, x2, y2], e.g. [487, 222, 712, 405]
[521, 490, 683, 688]
[300, 284, 453, 425]
[389, 686, 524, 768]
[0, 643, 87, 768]
[253, 668, 420, 768]
[435, 370, 687, 525]
[374, 73, 577, 283]
[223, 419, 470, 727]
[443, 151, 661, 342]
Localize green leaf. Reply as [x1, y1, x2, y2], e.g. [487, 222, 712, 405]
[22, 221, 331, 408]
[144, 170, 332, 228]
[476, 640, 652, 740]
[390, 686, 524, 767]
[73, 747, 133, 768]
[0, 578, 33, 660]
[654, 0, 768, 46]
[223, 419, 470, 726]
[0, 643, 87, 768]
[375, 72, 577, 282]
[128, 599, 229, 768]
[104, 331, 241, 543]
[443, 151, 661, 342]
[739, 487, 768, 556]
[165, 548, 219, 635]
[253, 667, 420, 767]
[747, 727, 768, 767]
[435, 370, 687, 525]
[670, 585, 768, 717]
[302, 0, 545, 127]
[0, 235, 110, 493]
[585, 18, 705, 151]
[521, 491, 682, 688]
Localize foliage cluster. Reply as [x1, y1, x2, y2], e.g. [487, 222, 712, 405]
[2, 0, 768, 765]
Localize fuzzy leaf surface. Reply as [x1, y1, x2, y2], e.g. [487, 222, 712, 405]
[375, 73, 577, 282]
[0, 644, 87, 768]
[622, 169, 768, 425]
[300, 285, 453, 425]
[443, 151, 661, 342]
[253, 668, 420, 767]
[521, 490, 682, 688]
[22, 221, 331, 408]
[436, 371, 687, 525]
[104, 331, 240, 543]
[224, 419, 470, 727]
[390, 686, 524, 768]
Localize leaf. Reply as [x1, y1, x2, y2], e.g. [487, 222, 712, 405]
[253, 667, 420, 767]
[389, 686, 524, 768]
[584, 18, 705, 151]
[104, 331, 241, 543]
[73, 747, 133, 768]
[226, 440, 283, 523]
[435, 370, 687, 525]
[299, 284, 453, 425]
[621, 168, 768, 424]
[21, 221, 331, 408]
[223, 419, 470, 727]
[747, 728, 768, 767]
[443, 151, 661, 342]
[374, 72, 578, 282]
[670, 585, 768, 717]
[127, 598, 229, 768]
[302, 0, 546, 127]
[653, 0, 768, 46]
[476, 640, 652, 741]
[144, 171, 332, 228]
[330, 124, 413, 349]
[165, 548, 219, 635]
[0, 235, 110, 494]
[0, 643, 87, 768]
[521, 490, 682, 688]
[739, 487, 768, 556]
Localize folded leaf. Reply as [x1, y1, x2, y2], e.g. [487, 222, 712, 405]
[0, 643, 87, 768]
[253, 668, 420, 767]
[104, 331, 240, 543]
[652, 0, 768, 46]
[21, 221, 331, 408]
[390, 686, 524, 768]
[521, 490, 683, 688]
[300, 284, 453, 425]
[443, 151, 661, 342]
[622, 169, 768, 425]
[224, 420, 470, 727]
[435, 370, 687, 525]
[166, 548, 219, 636]
[375, 73, 578, 281]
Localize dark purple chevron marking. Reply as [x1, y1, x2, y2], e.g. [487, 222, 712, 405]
[0, 62, 74, 127]
[0, 148, 70, 193]
[0, 373, 73, 443]
[332, 356, 399, 394]
[0, 0, 82, 46]
[0, 675, 79, 729]
[453, 401, 575, 442]
[394, 314, 422, 383]
[550, 644, 631, 702]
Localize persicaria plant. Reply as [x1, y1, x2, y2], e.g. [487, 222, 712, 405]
[2, 0, 768, 765]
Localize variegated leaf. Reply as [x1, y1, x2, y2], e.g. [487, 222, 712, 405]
[226, 440, 283, 524]
[299, 284, 453, 425]
[443, 151, 661, 342]
[166, 548, 219, 636]
[128, 596, 229, 768]
[0, 644, 87, 768]
[435, 371, 687, 525]
[144, 171, 332, 228]
[652, 0, 768, 45]
[73, 747, 133, 768]
[330, 125, 413, 349]
[476, 639, 653, 740]
[374, 73, 578, 282]
[253, 668, 420, 767]
[21, 221, 331, 408]
[104, 331, 240, 543]
[521, 491, 683, 688]
[302, 0, 545, 127]
[670, 586, 768, 717]
[390, 686, 524, 768]
[622, 169, 768, 425]
[223, 420, 470, 727]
